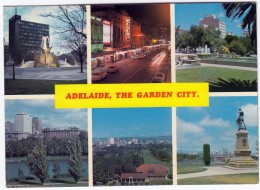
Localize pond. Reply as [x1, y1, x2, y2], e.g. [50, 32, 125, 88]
[6, 158, 88, 180]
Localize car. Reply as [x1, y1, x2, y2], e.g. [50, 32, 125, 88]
[107, 65, 119, 73]
[92, 69, 107, 81]
[131, 53, 145, 59]
[151, 72, 165, 83]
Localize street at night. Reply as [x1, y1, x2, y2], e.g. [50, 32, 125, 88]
[92, 49, 171, 84]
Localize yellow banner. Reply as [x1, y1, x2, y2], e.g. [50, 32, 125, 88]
[55, 83, 209, 108]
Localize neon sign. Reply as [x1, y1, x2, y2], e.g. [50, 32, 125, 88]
[126, 17, 130, 41]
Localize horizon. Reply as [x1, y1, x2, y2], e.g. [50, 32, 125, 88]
[5, 99, 88, 130]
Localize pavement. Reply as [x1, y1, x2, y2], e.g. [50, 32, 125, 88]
[178, 165, 259, 179]
[176, 62, 257, 71]
[4, 66, 87, 81]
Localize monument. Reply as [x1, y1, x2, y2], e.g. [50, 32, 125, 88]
[35, 36, 58, 67]
[228, 108, 257, 168]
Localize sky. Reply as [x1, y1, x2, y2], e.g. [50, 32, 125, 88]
[175, 3, 246, 36]
[92, 108, 172, 138]
[5, 99, 88, 130]
[177, 96, 258, 154]
[4, 5, 85, 54]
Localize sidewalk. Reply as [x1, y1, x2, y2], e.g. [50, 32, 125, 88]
[178, 165, 259, 179]
[200, 63, 257, 71]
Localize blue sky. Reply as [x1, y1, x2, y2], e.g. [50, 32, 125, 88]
[175, 3, 245, 36]
[92, 108, 172, 138]
[4, 5, 84, 54]
[5, 99, 88, 130]
[177, 96, 258, 153]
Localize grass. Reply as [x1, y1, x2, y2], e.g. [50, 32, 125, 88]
[178, 173, 259, 185]
[176, 67, 257, 84]
[5, 79, 87, 95]
[141, 149, 172, 169]
[147, 179, 173, 185]
[178, 163, 207, 174]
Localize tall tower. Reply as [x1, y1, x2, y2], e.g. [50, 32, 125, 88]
[32, 117, 42, 134]
[15, 113, 32, 133]
[228, 109, 257, 168]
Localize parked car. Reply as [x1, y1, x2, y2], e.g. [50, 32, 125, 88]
[92, 69, 107, 81]
[151, 72, 165, 83]
[107, 65, 119, 73]
[131, 53, 145, 59]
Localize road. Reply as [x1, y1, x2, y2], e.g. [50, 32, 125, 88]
[93, 50, 171, 83]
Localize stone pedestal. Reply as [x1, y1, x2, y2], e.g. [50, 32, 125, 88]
[228, 129, 257, 168]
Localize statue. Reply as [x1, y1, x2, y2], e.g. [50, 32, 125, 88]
[35, 36, 58, 67]
[236, 108, 246, 131]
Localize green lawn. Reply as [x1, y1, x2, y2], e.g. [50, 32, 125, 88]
[176, 67, 256, 83]
[141, 149, 172, 169]
[178, 173, 259, 185]
[5, 79, 87, 95]
[178, 163, 207, 174]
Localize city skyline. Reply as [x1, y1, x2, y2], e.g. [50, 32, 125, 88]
[175, 3, 246, 36]
[5, 99, 88, 130]
[177, 96, 258, 153]
[92, 108, 172, 138]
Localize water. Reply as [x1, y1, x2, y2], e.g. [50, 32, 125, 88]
[6, 158, 88, 180]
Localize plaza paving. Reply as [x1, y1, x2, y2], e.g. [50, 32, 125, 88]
[4, 66, 87, 81]
[178, 165, 259, 179]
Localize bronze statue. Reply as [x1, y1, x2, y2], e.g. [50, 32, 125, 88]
[237, 108, 246, 131]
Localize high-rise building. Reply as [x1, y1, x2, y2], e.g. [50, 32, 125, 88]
[199, 14, 226, 39]
[5, 121, 15, 132]
[15, 113, 32, 133]
[32, 117, 42, 134]
[9, 14, 49, 59]
[108, 137, 115, 145]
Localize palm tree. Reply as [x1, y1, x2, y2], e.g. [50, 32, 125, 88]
[222, 3, 256, 44]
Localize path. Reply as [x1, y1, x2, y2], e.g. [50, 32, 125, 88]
[176, 62, 257, 71]
[178, 165, 259, 179]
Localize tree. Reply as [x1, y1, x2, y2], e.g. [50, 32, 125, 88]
[67, 136, 82, 183]
[225, 34, 238, 44]
[222, 3, 256, 45]
[27, 138, 48, 184]
[79, 130, 88, 156]
[42, 6, 86, 73]
[203, 144, 211, 166]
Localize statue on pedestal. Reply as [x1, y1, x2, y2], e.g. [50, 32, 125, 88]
[236, 108, 246, 131]
[228, 108, 257, 168]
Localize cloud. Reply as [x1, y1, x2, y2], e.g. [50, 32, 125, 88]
[177, 117, 204, 134]
[241, 104, 258, 127]
[218, 12, 226, 18]
[199, 115, 232, 128]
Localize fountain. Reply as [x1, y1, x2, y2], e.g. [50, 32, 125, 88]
[35, 36, 58, 67]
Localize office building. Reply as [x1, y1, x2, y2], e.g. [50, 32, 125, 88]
[43, 127, 81, 140]
[199, 14, 226, 38]
[9, 14, 49, 59]
[32, 117, 42, 134]
[15, 113, 32, 133]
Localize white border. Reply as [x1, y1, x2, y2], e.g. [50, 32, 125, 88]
[1, 1, 259, 190]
